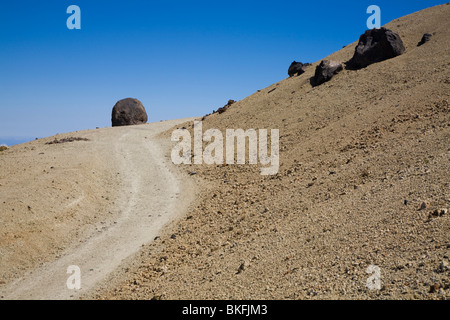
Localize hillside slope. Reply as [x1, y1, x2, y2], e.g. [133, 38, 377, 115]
[97, 3, 449, 300]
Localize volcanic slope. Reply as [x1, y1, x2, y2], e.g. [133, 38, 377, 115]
[97, 4, 449, 300]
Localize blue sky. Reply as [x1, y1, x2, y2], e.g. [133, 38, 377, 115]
[0, 0, 445, 145]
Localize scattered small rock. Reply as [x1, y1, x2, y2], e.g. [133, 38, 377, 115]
[438, 260, 449, 273]
[288, 61, 311, 77]
[430, 208, 447, 217]
[236, 261, 249, 274]
[417, 33, 433, 46]
[419, 201, 430, 210]
[310, 60, 343, 87]
[429, 283, 441, 293]
[216, 100, 236, 114]
[45, 137, 89, 145]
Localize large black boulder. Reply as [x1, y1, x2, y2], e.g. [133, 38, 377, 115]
[111, 98, 148, 127]
[288, 61, 311, 77]
[310, 60, 343, 87]
[348, 27, 405, 69]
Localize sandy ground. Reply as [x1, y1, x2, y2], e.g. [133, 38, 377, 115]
[0, 4, 448, 301]
[0, 118, 198, 299]
[95, 4, 449, 300]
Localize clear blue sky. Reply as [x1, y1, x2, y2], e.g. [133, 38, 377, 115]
[0, 0, 445, 145]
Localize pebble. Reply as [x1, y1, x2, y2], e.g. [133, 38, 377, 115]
[429, 283, 440, 293]
[236, 261, 249, 274]
[431, 208, 448, 217]
[419, 201, 429, 210]
[438, 260, 449, 273]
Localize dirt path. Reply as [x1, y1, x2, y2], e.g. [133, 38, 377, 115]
[0, 118, 197, 300]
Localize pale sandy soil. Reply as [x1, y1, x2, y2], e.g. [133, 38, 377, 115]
[0, 118, 198, 299]
[95, 4, 449, 300]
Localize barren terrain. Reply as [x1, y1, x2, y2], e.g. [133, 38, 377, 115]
[96, 4, 449, 300]
[0, 4, 448, 301]
[0, 119, 197, 299]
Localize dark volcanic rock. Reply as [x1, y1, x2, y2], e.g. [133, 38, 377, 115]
[348, 27, 405, 69]
[310, 60, 343, 87]
[417, 33, 433, 46]
[288, 61, 311, 77]
[216, 99, 235, 114]
[111, 98, 148, 127]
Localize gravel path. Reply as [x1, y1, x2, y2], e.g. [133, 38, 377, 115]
[0, 119, 196, 299]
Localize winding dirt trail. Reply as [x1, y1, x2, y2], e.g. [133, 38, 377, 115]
[0, 118, 197, 300]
